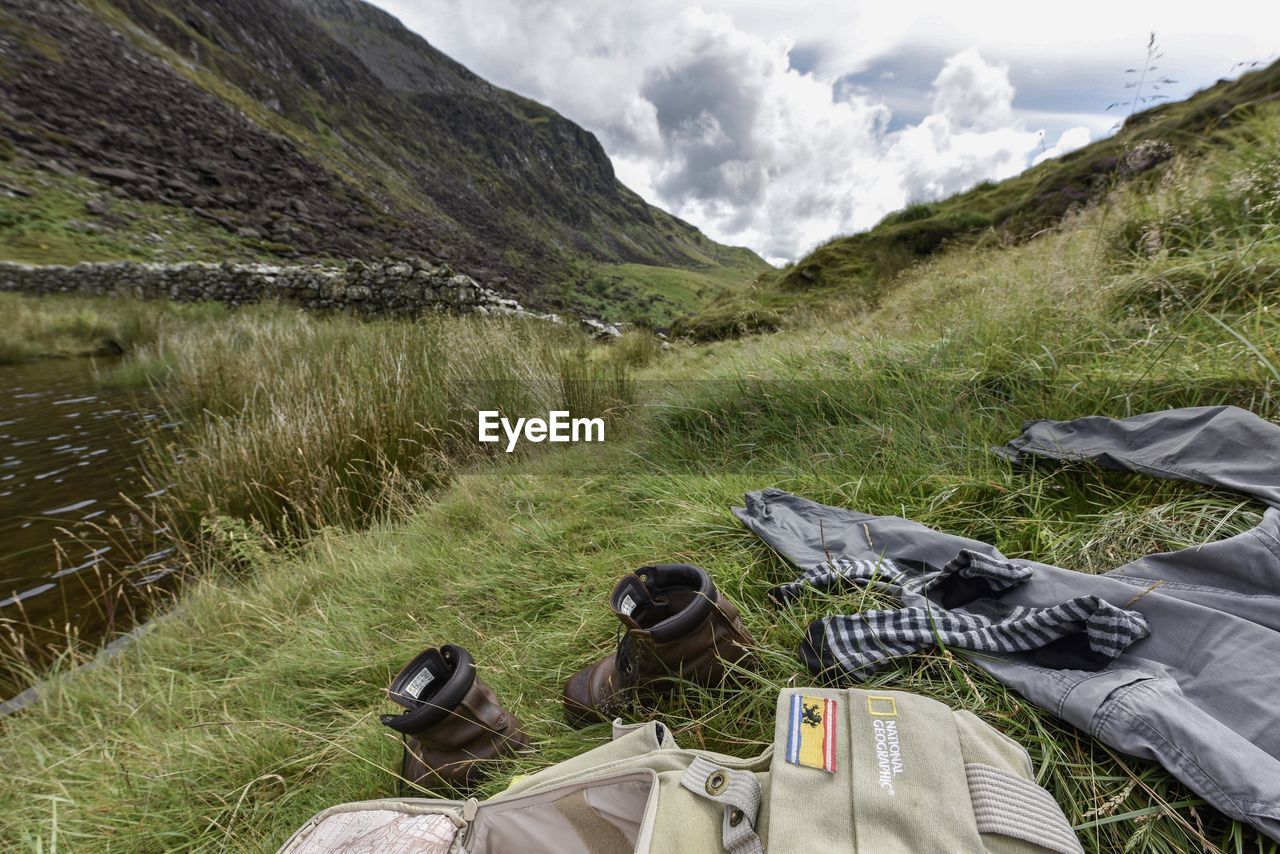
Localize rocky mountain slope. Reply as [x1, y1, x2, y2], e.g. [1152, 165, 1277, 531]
[0, 0, 765, 318]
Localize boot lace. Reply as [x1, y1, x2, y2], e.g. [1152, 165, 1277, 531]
[616, 628, 639, 688]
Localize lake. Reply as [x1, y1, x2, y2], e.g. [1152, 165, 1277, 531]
[0, 357, 171, 695]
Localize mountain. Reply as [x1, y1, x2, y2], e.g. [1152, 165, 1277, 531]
[0, 0, 767, 321]
[675, 57, 1280, 340]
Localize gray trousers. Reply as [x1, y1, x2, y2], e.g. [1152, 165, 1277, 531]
[734, 406, 1280, 840]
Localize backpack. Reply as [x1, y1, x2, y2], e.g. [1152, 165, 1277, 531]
[280, 687, 1082, 854]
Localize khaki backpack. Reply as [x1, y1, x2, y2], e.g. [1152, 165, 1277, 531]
[280, 687, 1082, 854]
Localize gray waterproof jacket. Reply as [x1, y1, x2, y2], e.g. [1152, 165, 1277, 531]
[735, 406, 1280, 841]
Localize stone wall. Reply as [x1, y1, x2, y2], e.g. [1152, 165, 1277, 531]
[0, 258, 534, 318]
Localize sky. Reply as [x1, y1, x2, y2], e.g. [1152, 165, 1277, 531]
[372, 1, 1279, 264]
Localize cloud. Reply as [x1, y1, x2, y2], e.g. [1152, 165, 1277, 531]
[929, 48, 1015, 130]
[620, 18, 1039, 261]
[887, 119, 1039, 205]
[643, 34, 1041, 261]
[1033, 126, 1093, 165]
[372, 0, 1279, 263]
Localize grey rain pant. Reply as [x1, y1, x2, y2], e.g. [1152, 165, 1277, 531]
[734, 406, 1280, 840]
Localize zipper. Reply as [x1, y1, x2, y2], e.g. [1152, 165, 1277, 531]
[460, 797, 479, 849]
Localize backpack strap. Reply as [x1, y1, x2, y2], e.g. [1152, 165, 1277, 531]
[680, 756, 764, 854]
[965, 762, 1084, 854]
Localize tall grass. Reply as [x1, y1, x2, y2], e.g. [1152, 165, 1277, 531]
[0, 105, 1277, 853]
[106, 305, 636, 543]
[1109, 112, 1280, 313]
[0, 292, 229, 363]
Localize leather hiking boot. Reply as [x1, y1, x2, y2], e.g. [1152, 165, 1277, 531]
[563, 563, 755, 728]
[380, 644, 529, 791]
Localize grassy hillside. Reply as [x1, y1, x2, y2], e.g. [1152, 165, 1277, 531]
[0, 0, 766, 321]
[1, 79, 1279, 854]
[675, 57, 1280, 340]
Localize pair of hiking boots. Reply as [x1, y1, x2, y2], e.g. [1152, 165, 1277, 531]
[380, 563, 755, 789]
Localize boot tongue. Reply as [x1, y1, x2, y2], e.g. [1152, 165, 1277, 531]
[612, 575, 654, 630]
[389, 648, 451, 710]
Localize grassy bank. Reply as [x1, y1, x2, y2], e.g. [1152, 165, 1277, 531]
[549, 261, 768, 328]
[110, 306, 635, 541]
[0, 292, 232, 363]
[0, 111, 1278, 853]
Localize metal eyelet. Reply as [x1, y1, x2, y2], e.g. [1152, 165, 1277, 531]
[705, 769, 729, 795]
[728, 808, 744, 827]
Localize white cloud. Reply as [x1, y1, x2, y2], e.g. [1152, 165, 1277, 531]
[929, 49, 1015, 130]
[887, 117, 1039, 205]
[372, 0, 1279, 262]
[1033, 126, 1094, 166]
[642, 38, 1044, 262]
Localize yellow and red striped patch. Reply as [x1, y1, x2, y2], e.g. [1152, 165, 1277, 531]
[786, 694, 837, 773]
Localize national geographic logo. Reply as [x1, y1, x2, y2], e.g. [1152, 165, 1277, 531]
[867, 696, 905, 797]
